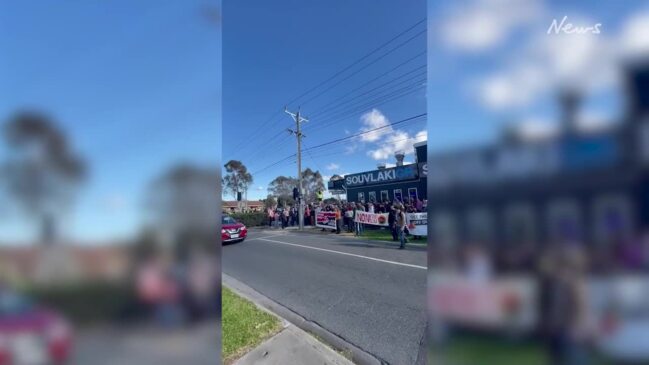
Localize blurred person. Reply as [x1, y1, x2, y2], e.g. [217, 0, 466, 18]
[396, 205, 407, 249]
[335, 206, 341, 234]
[136, 256, 182, 327]
[186, 251, 218, 321]
[544, 246, 593, 365]
[282, 207, 289, 229]
[388, 205, 398, 241]
[463, 243, 492, 283]
[267, 206, 274, 228]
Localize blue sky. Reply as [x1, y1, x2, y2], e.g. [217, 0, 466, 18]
[223, 0, 427, 201]
[0, 1, 221, 242]
[427, 0, 649, 153]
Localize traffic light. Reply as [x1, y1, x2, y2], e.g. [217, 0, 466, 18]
[293, 187, 299, 200]
[237, 192, 242, 201]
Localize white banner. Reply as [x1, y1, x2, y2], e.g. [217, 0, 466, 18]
[354, 211, 389, 226]
[429, 272, 538, 331]
[316, 211, 337, 229]
[406, 212, 427, 236]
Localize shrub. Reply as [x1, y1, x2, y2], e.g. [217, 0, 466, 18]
[230, 212, 267, 227]
[27, 281, 141, 325]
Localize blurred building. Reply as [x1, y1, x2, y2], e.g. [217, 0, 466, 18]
[428, 61, 649, 262]
[0, 244, 130, 285]
[222, 200, 263, 213]
[328, 141, 427, 202]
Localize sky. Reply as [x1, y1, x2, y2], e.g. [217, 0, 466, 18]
[0, 1, 221, 242]
[222, 0, 427, 201]
[427, 0, 649, 153]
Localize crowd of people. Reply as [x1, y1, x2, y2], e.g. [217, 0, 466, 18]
[266, 197, 427, 249]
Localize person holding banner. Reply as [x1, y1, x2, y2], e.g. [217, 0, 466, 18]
[396, 205, 407, 249]
[388, 205, 398, 241]
[335, 206, 342, 234]
[355, 203, 365, 236]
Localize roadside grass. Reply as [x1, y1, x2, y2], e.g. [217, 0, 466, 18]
[359, 228, 427, 245]
[444, 336, 548, 365]
[222, 287, 282, 364]
[443, 335, 611, 365]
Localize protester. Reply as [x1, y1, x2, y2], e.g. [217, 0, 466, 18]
[335, 206, 342, 234]
[388, 205, 398, 241]
[396, 205, 407, 249]
[267, 206, 274, 227]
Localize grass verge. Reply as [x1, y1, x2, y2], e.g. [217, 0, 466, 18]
[222, 287, 282, 364]
[442, 335, 610, 365]
[359, 228, 427, 244]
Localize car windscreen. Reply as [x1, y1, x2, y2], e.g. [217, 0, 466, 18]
[222, 216, 237, 224]
[0, 292, 33, 316]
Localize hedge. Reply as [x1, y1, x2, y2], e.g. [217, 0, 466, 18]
[229, 212, 267, 227]
[27, 281, 142, 325]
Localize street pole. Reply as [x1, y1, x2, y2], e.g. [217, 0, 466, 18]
[285, 107, 308, 230]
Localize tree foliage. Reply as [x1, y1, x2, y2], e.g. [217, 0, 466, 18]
[146, 163, 219, 253]
[301, 168, 325, 203]
[223, 160, 252, 200]
[267, 175, 296, 207]
[1, 111, 86, 243]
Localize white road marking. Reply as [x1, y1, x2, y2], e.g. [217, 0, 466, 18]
[251, 237, 426, 270]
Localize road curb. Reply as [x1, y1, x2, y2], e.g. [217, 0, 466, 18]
[223, 273, 387, 365]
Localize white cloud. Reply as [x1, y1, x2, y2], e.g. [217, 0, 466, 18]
[347, 109, 428, 162]
[440, 0, 543, 52]
[256, 186, 265, 191]
[473, 13, 634, 111]
[326, 162, 340, 171]
[620, 10, 649, 58]
[359, 109, 392, 142]
[101, 193, 127, 213]
[344, 144, 358, 155]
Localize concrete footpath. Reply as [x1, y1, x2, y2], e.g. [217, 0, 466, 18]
[234, 325, 354, 365]
[226, 278, 356, 365]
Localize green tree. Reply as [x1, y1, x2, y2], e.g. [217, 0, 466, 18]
[1, 111, 86, 244]
[261, 195, 277, 210]
[223, 160, 253, 201]
[301, 168, 325, 203]
[268, 175, 297, 207]
[146, 163, 219, 256]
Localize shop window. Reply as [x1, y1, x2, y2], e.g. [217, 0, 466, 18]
[546, 198, 582, 244]
[408, 188, 418, 202]
[504, 202, 537, 245]
[368, 191, 376, 203]
[593, 193, 633, 245]
[357, 192, 364, 203]
[394, 189, 403, 202]
[380, 190, 389, 202]
[466, 206, 494, 244]
[432, 211, 458, 247]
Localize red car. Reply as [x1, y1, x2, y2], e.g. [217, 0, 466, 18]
[0, 290, 72, 365]
[222, 215, 247, 244]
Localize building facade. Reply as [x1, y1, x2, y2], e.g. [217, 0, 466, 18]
[328, 141, 427, 203]
[427, 62, 649, 252]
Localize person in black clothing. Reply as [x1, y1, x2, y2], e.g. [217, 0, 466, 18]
[388, 206, 398, 241]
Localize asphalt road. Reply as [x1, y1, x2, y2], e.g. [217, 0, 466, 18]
[73, 321, 219, 365]
[223, 228, 427, 365]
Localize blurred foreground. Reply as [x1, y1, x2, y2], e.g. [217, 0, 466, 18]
[428, 2, 649, 363]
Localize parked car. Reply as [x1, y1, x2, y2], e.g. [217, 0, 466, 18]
[0, 290, 72, 365]
[222, 215, 247, 244]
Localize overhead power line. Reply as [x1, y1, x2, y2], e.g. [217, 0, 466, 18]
[225, 18, 426, 159]
[250, 113, 426, 176]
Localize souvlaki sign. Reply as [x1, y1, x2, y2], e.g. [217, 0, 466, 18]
[345, 165, 418, 187]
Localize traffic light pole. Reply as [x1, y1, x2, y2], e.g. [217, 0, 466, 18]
[285, 107, 308, 230]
